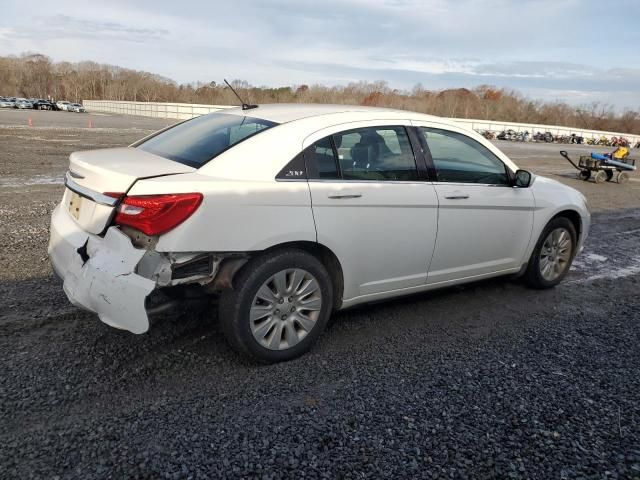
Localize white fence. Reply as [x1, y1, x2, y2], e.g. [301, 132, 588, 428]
[83, 100, 640, 144]
[82, 100, 232, 120]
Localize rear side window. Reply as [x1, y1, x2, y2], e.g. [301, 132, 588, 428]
[306, 136, 340, 179]
[306, 126, 418, 181]
[137, 113, 277, 168]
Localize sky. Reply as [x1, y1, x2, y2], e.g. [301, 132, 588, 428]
[1, 0, 639, 109]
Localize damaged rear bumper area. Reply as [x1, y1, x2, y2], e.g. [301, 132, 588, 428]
[48, 204, 241, 334]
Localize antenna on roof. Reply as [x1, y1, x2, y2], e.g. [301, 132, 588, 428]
[224, 79, 258, 110]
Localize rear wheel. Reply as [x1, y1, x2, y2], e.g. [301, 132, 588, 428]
[524, 217, 576, 289]
[219, 249, 333, 363]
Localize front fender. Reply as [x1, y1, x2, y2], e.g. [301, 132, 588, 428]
[526, 175, 590, 259]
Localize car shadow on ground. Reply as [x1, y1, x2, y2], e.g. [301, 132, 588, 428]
[1, 270, 550, 368]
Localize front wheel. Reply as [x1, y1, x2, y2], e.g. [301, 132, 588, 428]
[617, 171, 629, 184]
[524, 218, 577, 289]
[219, 249, 333, 363]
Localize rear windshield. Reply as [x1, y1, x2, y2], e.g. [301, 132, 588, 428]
[137, 112, 278, 168]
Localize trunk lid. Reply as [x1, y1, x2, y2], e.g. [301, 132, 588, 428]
[65, 147, 195, 234]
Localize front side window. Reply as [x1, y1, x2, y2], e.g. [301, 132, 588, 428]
[307, 126, 418, 181]
[419, 127, 509, 185]
[137, 113, 277, 168]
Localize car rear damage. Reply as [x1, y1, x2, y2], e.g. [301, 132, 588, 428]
[48, 148, 248, 334]
[49, 194, 250, 333]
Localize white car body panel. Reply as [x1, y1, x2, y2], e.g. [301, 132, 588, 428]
[427, 184, 535, 284]
[48, 104, 591, 334]
[128, 173, 317, 252]
[309, 181, 438, 299]
[69, 147, 195, 193]
[527, 175, 590, 256]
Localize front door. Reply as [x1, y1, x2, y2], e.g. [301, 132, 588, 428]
[414, 125, 535, 285]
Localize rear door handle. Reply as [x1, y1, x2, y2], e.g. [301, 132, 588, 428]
[328, 194, 362, 199]
[444, 193, 469, 200]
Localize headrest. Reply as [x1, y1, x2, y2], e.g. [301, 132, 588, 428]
[359, 131, 385, 146]
[351, 144, 375, 165]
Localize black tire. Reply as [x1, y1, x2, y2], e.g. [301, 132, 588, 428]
[578, 170, 591, 181]
[594, 170, 607, 184]
[218, 249, 333, 363]
[523, 217, 577, 289]
[605, 170, 614, 181]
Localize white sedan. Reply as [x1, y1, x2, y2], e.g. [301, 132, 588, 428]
[69, 103, 86, 113]
[48, 104, 590, 362]
[14, 99, 33, 109]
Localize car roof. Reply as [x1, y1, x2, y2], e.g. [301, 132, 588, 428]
[220, 103, 449, 125]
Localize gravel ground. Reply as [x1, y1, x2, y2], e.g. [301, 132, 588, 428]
[1, 112, 640, 479]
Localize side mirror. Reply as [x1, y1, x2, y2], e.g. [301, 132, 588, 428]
[514, 169, 532, 188]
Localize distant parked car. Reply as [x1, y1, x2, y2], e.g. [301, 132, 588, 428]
[32, 99, 54, 110]
[56, 101, 71, 111]
[497, 129, 517, 141]
[14, 99, 33, 109]
[0, 98, 15, 108]
[69, 103, 86, 113]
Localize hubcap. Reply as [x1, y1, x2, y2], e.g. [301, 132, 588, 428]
[539, 228, 572, 281]
[249, 269, 322, 350]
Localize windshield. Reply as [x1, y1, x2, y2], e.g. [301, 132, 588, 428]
[137, 112, 278, 168]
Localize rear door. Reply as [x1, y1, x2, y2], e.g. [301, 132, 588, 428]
[304, 121, 439, 301]
[412, 124, 535, 285]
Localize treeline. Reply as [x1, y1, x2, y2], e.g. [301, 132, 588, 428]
[2, 53, 639, 134]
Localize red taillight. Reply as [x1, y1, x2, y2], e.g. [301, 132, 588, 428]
[114, 193, 203, 236]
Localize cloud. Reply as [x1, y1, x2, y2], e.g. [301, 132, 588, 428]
[10, 15, 169, 43]
[0, 0, 638, 109]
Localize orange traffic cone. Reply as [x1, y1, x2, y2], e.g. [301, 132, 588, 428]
[28, 117, 33, 127]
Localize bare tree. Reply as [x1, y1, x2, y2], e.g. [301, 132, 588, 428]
[2, 52, 639, 134]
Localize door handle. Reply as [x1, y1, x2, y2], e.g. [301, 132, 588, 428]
[444, 193, 469, 200]
[328, 194, 362, 199]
